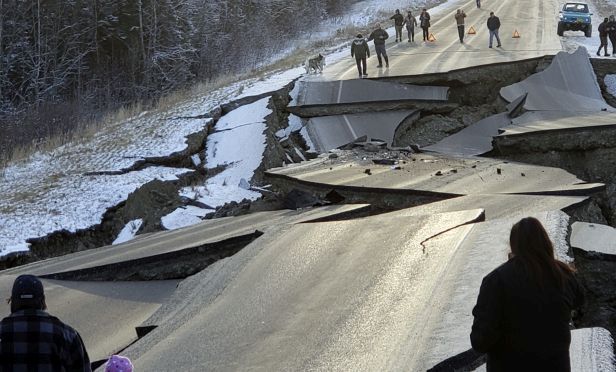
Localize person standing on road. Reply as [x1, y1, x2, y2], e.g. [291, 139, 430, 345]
[351, 33, 370, 78]
[368, 23, 390, 68]
[0, 275, 92, 371]
[404, 11, 418, 42]
[455, 9, 467, 43]
[598, 17, 611, 56]
[391, 9, 405, 42]
[487, 11, 502, 48]
[476, 0, 481, 9]
[420, 8, 431, 42]
[607, 15, 616, 55]
[470, 217, 584, 371]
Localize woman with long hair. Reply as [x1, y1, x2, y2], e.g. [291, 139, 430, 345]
[470, 217, 584, 371]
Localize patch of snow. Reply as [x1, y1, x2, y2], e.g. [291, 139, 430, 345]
[543, 210, 573, 263]
[179, 97, 271, 208]
[236, 67, 304, 100]
[0, 166, 192, 255]
[239, 178, 251, 190]
[113, 219, 143, 245]
[161, 206, 212, 230]
[605, 74, 616, 97]
[294, 147, 307, 162]
[300, 126, 317, 152]
[570, 327, 615, 372]
[277, 114, 305, 141]
[191, 154, 202, 167]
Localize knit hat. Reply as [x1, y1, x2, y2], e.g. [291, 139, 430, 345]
[11, 275, 44, 300]
[105, 355, 133, 372]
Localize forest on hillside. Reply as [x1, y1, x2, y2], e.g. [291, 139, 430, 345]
[0, 0, 361, 158]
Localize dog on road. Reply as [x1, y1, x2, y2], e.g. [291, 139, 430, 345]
[305, 53, 325, 74]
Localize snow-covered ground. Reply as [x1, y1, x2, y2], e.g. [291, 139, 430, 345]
[0, 0, 609, 254]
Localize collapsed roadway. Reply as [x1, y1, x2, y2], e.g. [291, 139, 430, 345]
[1, 0, 616, 370]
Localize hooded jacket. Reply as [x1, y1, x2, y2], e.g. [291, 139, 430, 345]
[351, 37, 370, 59]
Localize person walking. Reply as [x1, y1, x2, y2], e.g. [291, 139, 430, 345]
[487, 11, 502, 48]
[368, 23, 389, 68]
[351, 33, 370, 78]
[404, 11, 418, 42]
[608, 15, 616, 55]
[476, 0, 481, 9]
[420, 8, 431, 42]
[470, 217, 585, 371]
[0, 275, 92, 371]
[455, 9, 467, 43]
[598, 17, 611, 56]
[391, 9, 405, 42]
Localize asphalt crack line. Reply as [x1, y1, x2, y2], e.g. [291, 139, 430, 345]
[420, 210, 485, 254]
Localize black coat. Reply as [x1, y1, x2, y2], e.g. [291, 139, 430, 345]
[391, 13, 404, 26]
[608, 21, 616, 37]
[420, 12, 431, 28]
[599, 21, 609, 37]
[351, 38, 370, 59]
[470, 258, 584, 372]
[487, 16, 501, 31]
[368, 28, 389, 45]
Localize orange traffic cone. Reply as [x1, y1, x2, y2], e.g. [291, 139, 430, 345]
[428, 33, 437, 42]
[512, 30, 520, 38]
[467, 26, 476, 35]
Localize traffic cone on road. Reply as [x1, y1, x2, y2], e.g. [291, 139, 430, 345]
[512, 30, 520, 38]
[428, 33, 437, 42]
[468, 26, 476, 35]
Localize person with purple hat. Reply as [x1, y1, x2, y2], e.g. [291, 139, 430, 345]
[0, 274, 92, 371]
[105, 355, 134, 372]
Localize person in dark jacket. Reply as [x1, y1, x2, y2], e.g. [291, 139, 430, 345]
[470, 217, 585, 372]
[420, 8, 431, 42]
[598, 18, 610, 56]
[404, 11, 418, 42]
[351, 34, 370, 78]
[455, 9, 467, 43]
[368, 23, 389, 68]
[391, 9, 405, 42]
[608, 15, 616, 55]
[487, 12, 502, 48]
[0, 275, 92, 371]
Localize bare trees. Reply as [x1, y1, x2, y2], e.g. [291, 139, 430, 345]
[0, 0, 360, 157]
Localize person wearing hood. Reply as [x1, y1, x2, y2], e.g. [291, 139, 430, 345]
[390, 9, 405, 42]
[367, 24, 390, 68]
[351, 34, 370, 78]
[404, 11, 418, 42]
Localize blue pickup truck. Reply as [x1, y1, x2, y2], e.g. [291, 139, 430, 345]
[558, 2, 592, 37]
